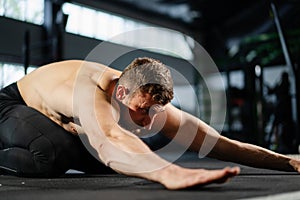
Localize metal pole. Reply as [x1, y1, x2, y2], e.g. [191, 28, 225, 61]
[23, 30, 30, 74]
[270, 1, 295, 72]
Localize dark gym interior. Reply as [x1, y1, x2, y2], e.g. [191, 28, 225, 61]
[0, 0, 300, 199]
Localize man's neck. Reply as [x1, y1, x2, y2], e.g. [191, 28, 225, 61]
[107, 78, 119, 98]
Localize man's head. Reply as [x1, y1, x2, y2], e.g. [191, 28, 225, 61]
[118, 57, 174, 104]
[115, 57, 174, 130]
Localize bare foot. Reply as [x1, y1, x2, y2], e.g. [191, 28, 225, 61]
[160, 166, 240, 190]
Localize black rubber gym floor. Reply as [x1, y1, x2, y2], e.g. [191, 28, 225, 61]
[1, 152, 300, 200]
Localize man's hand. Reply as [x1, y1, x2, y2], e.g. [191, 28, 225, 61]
[157, 165, 240, 190]
[289, 158, 300, 173]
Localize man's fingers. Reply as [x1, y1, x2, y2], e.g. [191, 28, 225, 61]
[212, 167, 240, 184]
[226, 166, 241, 175]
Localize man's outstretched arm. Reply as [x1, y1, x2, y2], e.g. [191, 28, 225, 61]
[75, 85, 239, 190]
[162, 104, 300, 172]
[209, 134, 299, 172]
[92, 122, 239, 190]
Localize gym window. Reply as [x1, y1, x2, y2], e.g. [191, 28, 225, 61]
[0, 0, 44, 25]
[0, 63, 35, 88]
[62, 3, 193, 60]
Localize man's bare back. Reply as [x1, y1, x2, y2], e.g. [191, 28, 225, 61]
[17, 60, 121, 135]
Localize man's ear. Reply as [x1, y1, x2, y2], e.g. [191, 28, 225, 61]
[116, 85, 128, 101]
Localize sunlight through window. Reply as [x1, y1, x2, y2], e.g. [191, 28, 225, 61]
[0, 63, 35, 88]
[62, 3, 193, 60]
[0, 0, 44, 25]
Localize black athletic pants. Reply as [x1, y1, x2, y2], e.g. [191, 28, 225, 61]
[0, 83, 114, 177]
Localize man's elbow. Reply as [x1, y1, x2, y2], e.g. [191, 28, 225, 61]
[100, 123, 128, 139]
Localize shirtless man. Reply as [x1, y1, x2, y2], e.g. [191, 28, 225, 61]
[0, 58, 299, 190]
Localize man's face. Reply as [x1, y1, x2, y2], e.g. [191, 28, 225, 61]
[118, 89, 165, 131]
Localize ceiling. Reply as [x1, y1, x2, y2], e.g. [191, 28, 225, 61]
[71, 0, 300, 70]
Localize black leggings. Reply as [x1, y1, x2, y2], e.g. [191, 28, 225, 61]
[0, 83, 114, 177]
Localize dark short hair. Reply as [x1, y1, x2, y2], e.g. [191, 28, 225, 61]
[119, 57, 174, 105]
